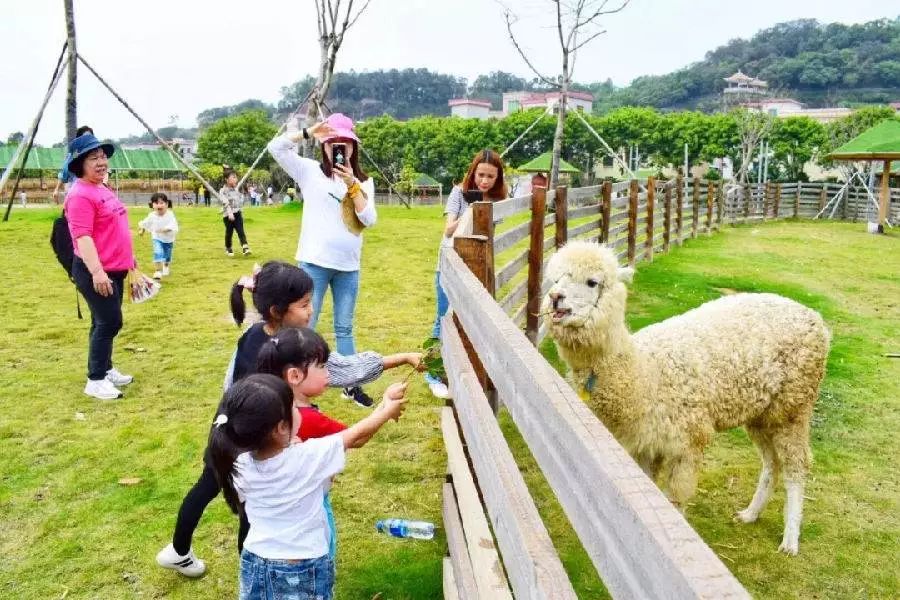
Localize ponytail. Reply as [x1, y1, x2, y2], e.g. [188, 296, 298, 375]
[256, 327, 330, 378]
[207, 374, 294, 514]
[230, 281, 249, 326]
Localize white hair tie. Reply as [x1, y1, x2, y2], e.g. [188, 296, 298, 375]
[214, 414, 228, 427]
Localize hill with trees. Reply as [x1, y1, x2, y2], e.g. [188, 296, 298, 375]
[592, 18, 900, 112]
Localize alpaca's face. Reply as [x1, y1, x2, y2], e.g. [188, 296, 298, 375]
[542, 241, 633, 332]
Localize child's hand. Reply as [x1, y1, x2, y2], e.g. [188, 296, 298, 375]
[380, 382, 408, 422]
[138, 228, 145, 236]
[407, 352, 425, 371]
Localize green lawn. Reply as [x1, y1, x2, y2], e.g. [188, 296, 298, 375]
[0, 204, 448, 599]
[1, 206, 897, 599]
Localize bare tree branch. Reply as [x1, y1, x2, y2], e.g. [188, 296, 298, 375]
[503, 9, 558, 88]
[345, 0, 373, 30]
[571, 27, 607, 52]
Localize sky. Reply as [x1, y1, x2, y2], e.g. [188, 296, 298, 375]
[1, 0, 896, 145]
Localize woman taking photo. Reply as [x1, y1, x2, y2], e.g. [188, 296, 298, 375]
[425, 149, 508, 399]
[267, 113, 377, 407]
[65, 133, 137, 400]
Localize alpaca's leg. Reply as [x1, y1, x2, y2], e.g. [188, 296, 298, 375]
[665, 453, 699, 508]
[736, 427, 780, 523]
[637, 454, 662, 480]
[771, 423, 812, 556]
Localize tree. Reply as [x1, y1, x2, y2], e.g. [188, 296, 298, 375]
[731, 109, 774, 184]
[302, 0, 373, 154]
[503, 0, 631, 186]
[6, 132, 25, 144]
[196, 110, 279, 169]
[197, 99, 274, 128]
[768, 117, 826, 181]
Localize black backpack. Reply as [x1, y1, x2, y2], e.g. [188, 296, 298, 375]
[50, 210, 83, 318]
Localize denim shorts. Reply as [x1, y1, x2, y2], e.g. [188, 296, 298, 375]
[152, 239, 174, 263]
[239, 550, 334, 600]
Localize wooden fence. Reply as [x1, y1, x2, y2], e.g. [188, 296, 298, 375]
[438, 177, 898, 599]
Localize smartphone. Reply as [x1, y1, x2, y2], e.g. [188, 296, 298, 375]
[462, 190, 483, 204]
[332, 143, 347, 166]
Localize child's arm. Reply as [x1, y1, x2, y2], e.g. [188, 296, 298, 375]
[325, 351, 384, 388]
[382, 352, 424, 371]
[161, 213, 179, 234]
[340, 383, 407, 449]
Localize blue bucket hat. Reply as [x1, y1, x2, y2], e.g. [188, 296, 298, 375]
[67, 133, 115, 174]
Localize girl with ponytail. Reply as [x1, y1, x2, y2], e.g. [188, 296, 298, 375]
[157, 261, 422, 578]
[209, 371, 406, 600]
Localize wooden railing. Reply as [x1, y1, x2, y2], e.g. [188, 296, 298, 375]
[438, 177, 898, 599]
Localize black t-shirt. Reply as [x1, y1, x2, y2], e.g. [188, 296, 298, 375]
[205, 322, 270, 465]
[231, 322, 271, 386]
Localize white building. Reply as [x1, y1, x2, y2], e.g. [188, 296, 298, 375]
[501, 91, 593, 115]
[746, 98, 852, 123]
[448, 99, 492, 120]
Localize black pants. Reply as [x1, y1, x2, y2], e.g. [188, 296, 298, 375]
[223, 212, 248, 251]
[172, 463, 250, 556]
[72, 257, 126, 380]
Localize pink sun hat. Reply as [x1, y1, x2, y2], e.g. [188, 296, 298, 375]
[321, 113, 359, 144]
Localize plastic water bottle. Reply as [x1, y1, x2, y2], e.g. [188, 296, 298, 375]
[375, 518, 435, 540]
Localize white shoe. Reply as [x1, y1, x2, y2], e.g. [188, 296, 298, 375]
[156, 543, 206, 578]
[106, 368, 133, 387]
[428, 381, 450, 399]
[84, 378, 123, 400]
[152, 271, 163, 280]
[161, 266, 170, 277]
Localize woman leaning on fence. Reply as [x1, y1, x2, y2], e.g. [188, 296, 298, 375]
[64, 133, 137, 400]
[425, 149, 508, 399]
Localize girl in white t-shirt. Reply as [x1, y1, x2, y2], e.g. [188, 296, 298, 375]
[208, 364, 406, 600]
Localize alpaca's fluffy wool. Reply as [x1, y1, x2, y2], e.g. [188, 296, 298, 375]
[543, 241, 830, 555]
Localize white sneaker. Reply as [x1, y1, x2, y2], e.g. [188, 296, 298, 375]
[428, 381, 450, 399]
[106, 368, 133, 386]
[161, 266, 170, 277]
[84, 378, 123, 400]
[156, 543, 206, 578]
[152, 271, 163, 280]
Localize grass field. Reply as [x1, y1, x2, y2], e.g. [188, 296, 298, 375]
[1, 204, 898, 599]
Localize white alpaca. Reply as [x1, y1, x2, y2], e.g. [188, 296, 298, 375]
[542, 241, 830, 555]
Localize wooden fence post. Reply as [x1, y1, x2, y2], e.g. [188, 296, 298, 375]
[705, 180, 714, 235]
[716, 181, 724, 229]
[627, 179, 639, 266]
[645, 177, 655, 260]
[773, 183, 781, 219]
[471, 201, 495, 296]
[762, 182, 770, 221]
[554, 185, 568, 249]
[663, 182, 672, 253]
[675, 174, 684, 244]
[819, 185, 827, 213]
[692, 177, 700, 238]
[453, 200, 497, 412]
[600, 181, 612, 243]
[453, 235, 496, 412]
[793, 183, 800, 218]
[743, 183, 751, 222]
[525, 188, 546, 346]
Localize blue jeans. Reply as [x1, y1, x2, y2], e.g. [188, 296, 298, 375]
[152, 239, 174, 263]
[299, 262, 359, 356]
[239, 550, 334, 600]
[425, 271, 450, 386]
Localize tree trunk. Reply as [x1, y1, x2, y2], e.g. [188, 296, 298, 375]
[550, 56, 569, 188]
[64, 0, 77, 142]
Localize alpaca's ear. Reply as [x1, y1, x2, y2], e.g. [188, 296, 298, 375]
[617, 267, 634, 285]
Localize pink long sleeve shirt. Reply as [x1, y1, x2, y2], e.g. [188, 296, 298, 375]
[66, 179, 136, 272]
